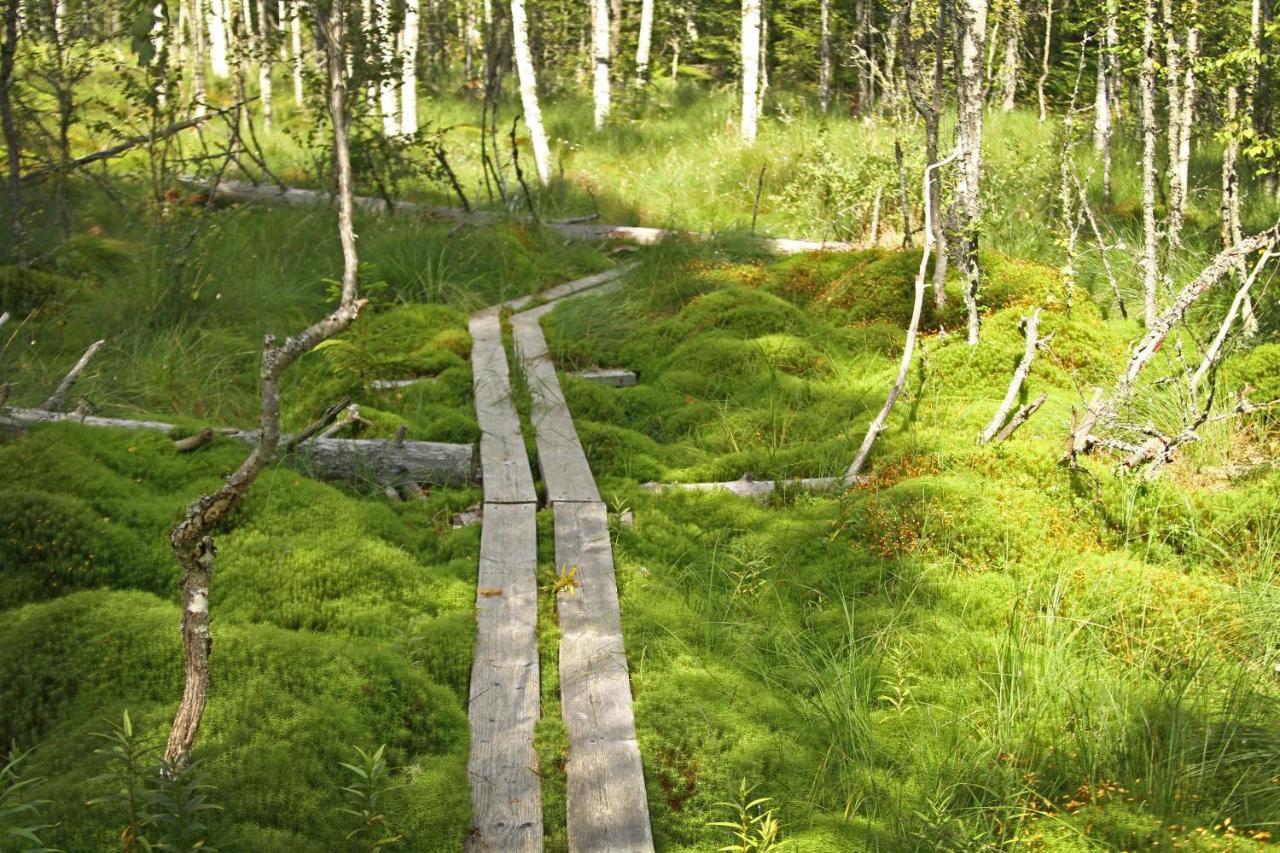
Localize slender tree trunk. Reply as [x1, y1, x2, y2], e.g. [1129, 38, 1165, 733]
[998, 6, 1019, 112]
[634, 0, 653, 85]
[165, 0, 365, 772]
[401, 0, 419, 133]
[209, 0, 230, 77]
[1172, 8, 1198, 243]
[256, 0, 273, 131]
[1140, 0, 1160, 326]
[592, 0, 611, 128]
[0, 0, 25, 266]
[1096, 27, 1113, 199]
[740, 0, 760, 141]
[291, 0, 304, 104]
[510, 0, 552, 184]
[1163, 0, 1184, 246]
[152, 2, 169, 109]
[955, 0, 988, 344]
[818, 0, 830, 113]
[1221, 86, 1257, 336]
[756, 0, 768, 117]
[192, 0, 208, 114]
[1037, 0, 1052, 122]
[374, 0, 399, 134]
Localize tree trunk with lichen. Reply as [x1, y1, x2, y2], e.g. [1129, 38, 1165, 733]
[163, 0, 366, 772]
[955, 0, 987, 344]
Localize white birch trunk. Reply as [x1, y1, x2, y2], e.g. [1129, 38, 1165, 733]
[152, 3, 168, 108]
[592, 0, 611, 128]
[256, 0, 273, 131]
[208, 0, 230, 78]
[511, 0, 554, 184]
[192, 0, 208, 115]
[1163, 0, 1184, 246]
[956, 0, 988, 344]
[1037, 0, 1051, 122]
[756, 3, 768, 118]
[291, 0, 304, 105]
[740, 0, 761, 141]
[1093, 39, 1110, 150]
[634, 0, 654, 86]
[819, 0, 831, 113]
[1171, 11, 1198, 247]
[1140, 0, 1160, 326]
[998, 8, 1018, 112]
[401, 0, 419, 133]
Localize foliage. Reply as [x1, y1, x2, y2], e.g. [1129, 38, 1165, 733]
[1, 743, 58, 853]
[336, 745, 403, 853]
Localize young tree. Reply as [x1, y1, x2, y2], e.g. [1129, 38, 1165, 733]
[511, 0, 552, 182]
[164, 0, 366, 772]
[592, 0, 610, 128]
[955, 0, 988, 344]
[997, 4, 1019, 111]
[401, 0, 419, 133]
[634, 0, 654, 86]
[1139, 0, 1160, 325]
[740, 0, 760, 141]
[818, 0, 830, 112]
[1037, 0, 1052, 121]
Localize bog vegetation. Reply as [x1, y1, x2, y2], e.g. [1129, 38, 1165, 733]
[1, 0, 1280, 849]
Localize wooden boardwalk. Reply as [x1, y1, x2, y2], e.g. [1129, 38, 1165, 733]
[511, 292, 656, 852]
[466, 266, 652, 852]
[466, 306, 541, 849]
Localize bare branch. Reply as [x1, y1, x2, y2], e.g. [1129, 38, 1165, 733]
[40, 339, 104, 412]
[979, 309, 1043, 444]
[994, 393, 1049, 442]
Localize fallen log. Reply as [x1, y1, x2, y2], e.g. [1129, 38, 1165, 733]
[0, 406, 478, 487]
[641, 474, 843, 501]
[190, 179, 861, 255]
[571, 368, 637, 387]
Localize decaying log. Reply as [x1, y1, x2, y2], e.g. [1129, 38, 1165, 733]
[174, 428, 215, 453]
[641, 474, 843, 501]
[979, 309, 1045, 444]
[40, 339, 104, 412]
[190, 178, 863, 255]
[0, 406, 478, 486]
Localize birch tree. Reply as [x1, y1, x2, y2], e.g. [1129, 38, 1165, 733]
[1139, 0, 1160, 325]
[634, 0, 653, 86]
[592, 0, 610, 128]
[740, 0, 761, 141]
[209, 0, 230, 77]
[401, 0, 419, 133]
[511, 0, 553, 183]
[955, 0, 988, 344]
[818, 0, 830, 113]
[1037, 0, 1052, 122]
[997, 5, 1019, 111]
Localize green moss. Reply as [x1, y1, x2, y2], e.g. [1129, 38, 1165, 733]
[0, 265, 83, 315]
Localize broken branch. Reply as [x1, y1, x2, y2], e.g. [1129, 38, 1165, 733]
[40, 339, 104, 412]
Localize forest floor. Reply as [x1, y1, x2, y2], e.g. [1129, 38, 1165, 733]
[3, 87, 1280, 851]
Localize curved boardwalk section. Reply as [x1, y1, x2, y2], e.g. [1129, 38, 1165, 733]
[466, 307, 541, 850]
[512, 288, 656, 853]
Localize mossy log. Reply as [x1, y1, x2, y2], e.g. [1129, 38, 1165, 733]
[0, 406, 478, 487]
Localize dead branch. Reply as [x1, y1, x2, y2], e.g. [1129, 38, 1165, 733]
[1065, 222, 1280, 463]
[174, 428, 215, 453]
[1073, 171, 1126, 318]
[18, 103, 243, 188]
[979, 309, 1043, 444]
[284, 395, 351, 451]
[642, 474, 843, 501]
[40, 339, 104, 412]
[844, 149, 959, 485]
[994, 392, 1049, 442]
[1189, 248, 1275, 397]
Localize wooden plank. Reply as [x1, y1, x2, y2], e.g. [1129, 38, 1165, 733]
[467, 501, 543, 852]
[570, 369, 637, 387]
[510, 308, 600, 504]
[469, 313, 537, 504]
[553, 501, 654, 853]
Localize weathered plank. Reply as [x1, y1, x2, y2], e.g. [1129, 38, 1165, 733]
[570, 369, 637, 387]
[469, 312, 538, 504]
[467, 501, 543, 852]
[553, 501, 654, 853]
[510, 306, 600, 504]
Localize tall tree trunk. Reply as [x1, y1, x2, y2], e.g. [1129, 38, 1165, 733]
[375, 0, 399, 134]
[152, 2, 169, 109]
[1254, 0, 1277, 197]
[1140, 0, 1160, 326]
[208, 0, 230, 77]
[1163, 0, 1184, 245]
[511, 0, 552, 183]
[164, 0, 365, 772]
[1037, 0, 1051, 122]
[592, 0, 610, 128]
[955, 0, 988, 344]
[1221, 86, 1257, 336]
[756, 0, 767, 117]
[401, 0, 419, 133]
[634, 0, 653, 85]
[818, 0, 830, 113]
[1172, 7, 1198, 244]
[740, 0, 760, 141]
[256, 0, 273, 131]
[0, 0, 24, 266]
[998, 6, 1019, 112]
[290, 0, 304, 104]
[192, 0, 208, 114]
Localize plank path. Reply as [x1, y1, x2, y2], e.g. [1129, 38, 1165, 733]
[467, 265, 651, 851]
[512, 284, 656, 852]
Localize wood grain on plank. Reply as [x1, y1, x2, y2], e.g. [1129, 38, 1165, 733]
[553, 501, 654, 853]
[510, 306, 600, 504]
[467, 501, 543, 851]
[469, 312, 537, 504]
